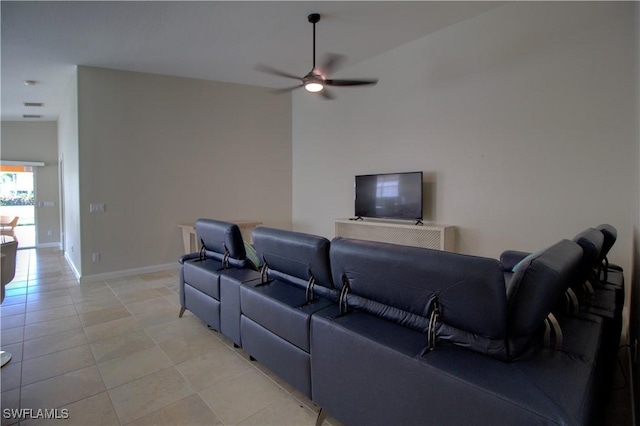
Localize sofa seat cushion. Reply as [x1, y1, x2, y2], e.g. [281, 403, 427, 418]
[241, 280, 334, 352]
[423, 345, 597, 425]
[183, 258, 223, 299]
[311, 311, 597, 426]
[557, 313, 603, 363]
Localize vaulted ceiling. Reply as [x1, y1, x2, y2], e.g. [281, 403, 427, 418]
[1, 1, 499, 121]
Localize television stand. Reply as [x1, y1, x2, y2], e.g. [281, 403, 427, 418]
[349, 216, 364, 221]
[335, 219, 455, 251]
[415, 219, 423, 226]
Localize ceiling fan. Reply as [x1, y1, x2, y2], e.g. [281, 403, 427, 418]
[255, 13, 378, 99]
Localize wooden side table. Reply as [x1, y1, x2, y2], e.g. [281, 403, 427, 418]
[178, 220, 262, 254]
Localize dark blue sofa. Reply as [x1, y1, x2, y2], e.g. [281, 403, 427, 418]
[178, 223, 615, 425]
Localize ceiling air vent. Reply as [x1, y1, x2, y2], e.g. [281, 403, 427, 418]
[24, 102, 44, 107]
[22, 114, 43, 119]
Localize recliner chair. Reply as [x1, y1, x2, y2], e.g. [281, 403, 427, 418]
[179, 219, 256, 331]
[239, 227, 336, 398]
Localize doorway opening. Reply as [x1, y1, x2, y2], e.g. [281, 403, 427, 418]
[0, 165, 36, 248]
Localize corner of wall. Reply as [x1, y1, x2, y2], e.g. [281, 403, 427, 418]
[57, 68, 82, 276]
[633, 1, 640, 419]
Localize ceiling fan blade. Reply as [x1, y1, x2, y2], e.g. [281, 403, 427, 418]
[318, 53, 346, 77]
[271, 85, 304, 94]
[326, 78, 378, 87]
[255, 64, 303, 81]
[320, 87, 335, 100]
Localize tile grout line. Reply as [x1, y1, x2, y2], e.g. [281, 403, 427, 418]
[3, 250, 322, 426]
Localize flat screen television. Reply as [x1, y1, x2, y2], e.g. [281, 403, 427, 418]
[355, 171, 423, 221]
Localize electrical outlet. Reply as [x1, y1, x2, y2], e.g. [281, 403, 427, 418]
[47, 230, 53, 237]
[92, 253, 100, 263]
[90, 203, 105, 213]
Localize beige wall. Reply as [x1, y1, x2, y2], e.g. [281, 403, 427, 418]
[1, 121, 60, 247]
[76, 66, 292, 278]
[293, 2, 637, 275]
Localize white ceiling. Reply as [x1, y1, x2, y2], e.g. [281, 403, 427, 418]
[1, 1, 499, 121]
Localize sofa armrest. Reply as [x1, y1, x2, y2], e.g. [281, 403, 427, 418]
[179, 252, 200, 264]
[499, 250, 530, 271]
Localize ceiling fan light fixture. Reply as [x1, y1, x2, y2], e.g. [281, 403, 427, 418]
[304, 82, 324, 93]
[255, 12, 378, 99]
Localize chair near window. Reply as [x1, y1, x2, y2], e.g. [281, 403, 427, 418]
[1, 239, 18, 367]
[0, 216, 19, 243]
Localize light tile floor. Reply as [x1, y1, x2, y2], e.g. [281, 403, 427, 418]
[0, 248, 339, 426]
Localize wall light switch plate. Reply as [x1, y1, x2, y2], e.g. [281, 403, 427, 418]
[90, 203, 105, 213]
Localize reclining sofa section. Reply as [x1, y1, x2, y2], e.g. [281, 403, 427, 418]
[310, 237, 597, 426]
[179, 219, 259, 334]
[240, 227, 337, 398]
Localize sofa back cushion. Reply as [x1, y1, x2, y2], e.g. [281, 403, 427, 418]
[330, 238, 508, 357]
[195, 219, 247, 268]
[572, 228, 603, 269]
[506, 239, 582, 358]
[572, 228, 603, 289]
[596, 224, 617, 262]
[253, 227, 333, 290]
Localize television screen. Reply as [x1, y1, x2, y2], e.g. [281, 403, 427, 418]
[355, 172, 423, 220]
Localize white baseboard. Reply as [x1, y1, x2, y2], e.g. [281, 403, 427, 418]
[61, 253, 178, 284]
[79, 262, 179, 283]
[63, 251, 81, 282]
[37, 242, 61, 248]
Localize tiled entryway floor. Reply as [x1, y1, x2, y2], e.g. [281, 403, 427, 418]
[0, 248, 340, 426]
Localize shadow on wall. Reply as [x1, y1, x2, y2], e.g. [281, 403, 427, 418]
[423, 172, 437, 222]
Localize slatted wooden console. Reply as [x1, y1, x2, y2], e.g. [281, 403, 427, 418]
[335, 219, 455, 252]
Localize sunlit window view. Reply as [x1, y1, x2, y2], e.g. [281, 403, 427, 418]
[0, 166, 36, 248]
